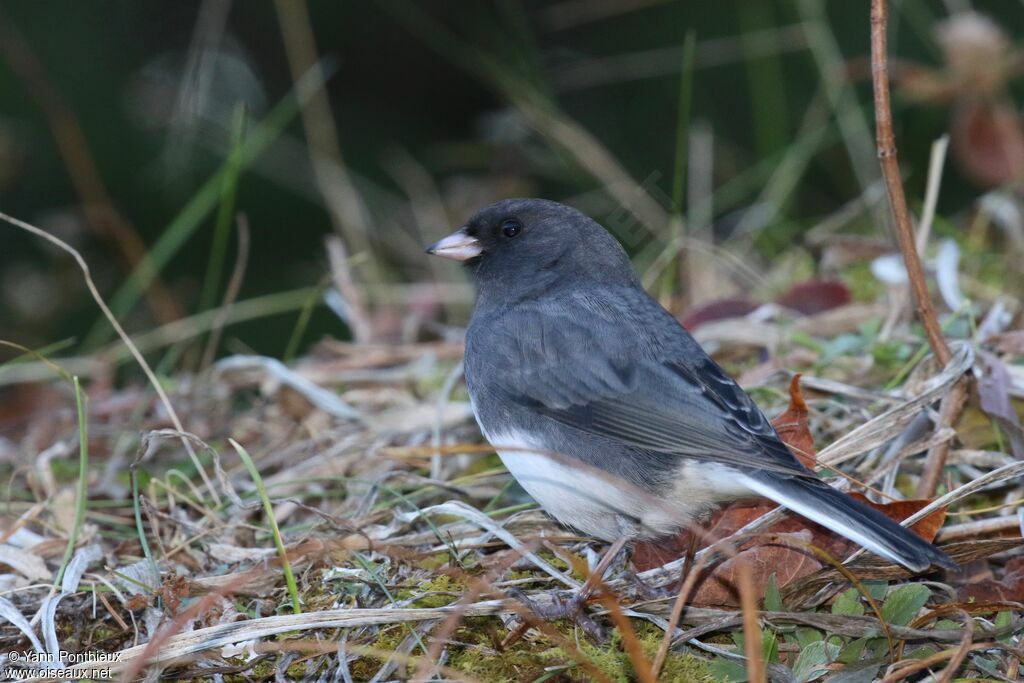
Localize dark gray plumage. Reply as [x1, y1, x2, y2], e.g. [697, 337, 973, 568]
[427, 198, 953, 572]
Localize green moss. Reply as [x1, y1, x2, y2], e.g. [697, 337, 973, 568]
[348, 625, 410, 681]
[417, 551, 451, 572]
[395, 573, 465, 607]
[301, 569, 343, 611]
[285, 659, 314, 679]
[445, 617, 712, 683]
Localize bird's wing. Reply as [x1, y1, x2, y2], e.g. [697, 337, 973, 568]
[483, 289, 813, 479]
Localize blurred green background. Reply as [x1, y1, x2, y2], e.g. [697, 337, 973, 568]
[1, 0, 1021, 362]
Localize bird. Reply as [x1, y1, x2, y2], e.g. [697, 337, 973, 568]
[426, 198, 954, 574]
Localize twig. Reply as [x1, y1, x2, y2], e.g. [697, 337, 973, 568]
[737, 560, 766, 683]
[870, 0, 967, 498]
[936, 515, 1023, 542]
[917, 135, 950, 254]
[869, 0, 951, 367]
[917, 382, 969, 498]
[650, 525, 745, 678]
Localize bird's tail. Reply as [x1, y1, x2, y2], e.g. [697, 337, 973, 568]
[738, 472, 955, 572]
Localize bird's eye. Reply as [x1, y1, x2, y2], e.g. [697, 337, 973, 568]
[501, 218, 522, 238]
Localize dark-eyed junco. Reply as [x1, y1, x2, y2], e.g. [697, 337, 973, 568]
[428, 198, 953, 572]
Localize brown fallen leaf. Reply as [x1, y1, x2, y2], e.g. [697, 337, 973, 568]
[956, 556, 1024, 602]
[776, 279, 851, 316]
[638, 496, 947, 606]
[680, 298, 759, 331]
[160, 573, 190, 616]
[691, 531, 821, 607]
[951, 100, 1024, 189]
[770, 374, 817, 469]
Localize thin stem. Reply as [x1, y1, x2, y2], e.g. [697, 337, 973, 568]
[55, 376, 89, 586]
[231, 439, 301, 614]
[869, 0, 951, 366]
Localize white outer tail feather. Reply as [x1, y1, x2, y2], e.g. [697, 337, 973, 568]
[736, 474, 925, 571]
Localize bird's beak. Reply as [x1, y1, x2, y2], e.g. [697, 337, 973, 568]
[425, 227, 482, 261]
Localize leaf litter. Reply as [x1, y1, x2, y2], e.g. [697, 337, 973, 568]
[1, 283, 1022, 682]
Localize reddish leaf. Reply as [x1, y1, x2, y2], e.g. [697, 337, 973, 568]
[957, 557, 1024, 602]
[679, 298, 759, 331]
[124, 594, 151, 611]
[951, 100, 1024, 189]
[630, 536, 692, 573]
[776, 279, 851, 316]
[690, 532, 822, 607]
[846, 493, 947, 543]
[630, 501, 776, 573]
[160, 573, 189, 616]
[771, 374, 817, 469]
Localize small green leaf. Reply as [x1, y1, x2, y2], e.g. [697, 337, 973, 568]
[837, 637, 869, 664]
[764, 574, 783, 612]
[763, 629, 780, 664]
[709, 657, 748, 682]
[731, 631, 745, 649]
[867, 637, 889, 659]
[881, 584, 931, 626]
[791, 640, 840, 682]
[862, 580, 888, 600]
[995, 609, 1014, 643]
[832, 588, 865, 617]
[795, 627, 824, 649]
[826, 663, 882, 683]
[972, 655, 1001, 676]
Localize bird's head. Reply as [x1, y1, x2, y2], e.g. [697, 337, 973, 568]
[426, 198, 637, 297]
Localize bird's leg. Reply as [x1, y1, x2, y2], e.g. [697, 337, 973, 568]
[577, 535, 630, 605]
[679, 524, 701, 589]
[625, 520, 707, 601]
[504, 536, 629, 643]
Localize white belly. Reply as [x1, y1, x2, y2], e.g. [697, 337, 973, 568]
[482, 426, 751, 541]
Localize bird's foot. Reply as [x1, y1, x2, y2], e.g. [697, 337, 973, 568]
[504, 588, 607, 642]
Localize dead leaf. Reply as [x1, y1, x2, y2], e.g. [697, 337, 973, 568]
[975, 350, 1024, 458]
[691, 531, 822, 607]
[680, 298, 759, 331]
[951, 100, 1024, 189]
[0, 544, 50, 581]
[846, 493, 947, 544]
[161, 573, 189, 616]
[776, 279, 851, 316]
[956, 556, 1024, 602]
[771, 374, 817, 469]
[632, 376, 949, 602]
[124, 594, 150, 611]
